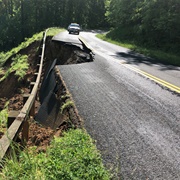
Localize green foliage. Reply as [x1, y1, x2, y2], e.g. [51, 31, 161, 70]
[106, 0, 180, 55]
[60, 100, 74, 113]
[0, 54, 29, 82]
[0, 28, 64, 69]
[0, 0, 107, 52]
[0, 28, 64, 82]
[47, 28, 65, 37]
[1, 129, 110, 180]
[11, 54, 29, 79]
[0, 32, 42, 68]
[61, 93, 71, 100]
[97, 33, 180, 66]
[0, 101, 9, 132]
[97, 33, 135, 49]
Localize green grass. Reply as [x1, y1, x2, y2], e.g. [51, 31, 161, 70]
[60, 99, 74, 114]
[96, 34, 180, 66]
[0, 28, 110, 179]
[0, 28, 64, 81]
[0, 32, 43, 68]
[0, 129, 110, 180]
[0, 27, 64, 68]
[0, 54, 29, 82]
[0, 101, 9, 134]
[61, 93, 71, 100]
[47, 27, 65, 37]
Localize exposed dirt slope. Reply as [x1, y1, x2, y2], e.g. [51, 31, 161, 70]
[0, 36, 91, 151]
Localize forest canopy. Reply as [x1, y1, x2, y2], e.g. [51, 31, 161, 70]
[106, 0, 180, 54]
[0, 0, 107, 51]
[0, 0, 179, 55]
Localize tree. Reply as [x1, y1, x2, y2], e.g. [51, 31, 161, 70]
[0, 0, 108, 52]
[106, 0, 180, 53]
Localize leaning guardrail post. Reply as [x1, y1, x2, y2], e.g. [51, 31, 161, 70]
[0, 29, 49, 161]
[22, 120, 29, 143]
[30, 101, 35, 117]
[23, 94, 30, 104]
[7, 111, 19, 128]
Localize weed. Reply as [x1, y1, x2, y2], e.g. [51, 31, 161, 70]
[0, 54, 29, 82]
[0, 68, 4, 75]
[1, 129, 110, 179]
[0, 102, 9, 133]
[47, 27, 65, 37]
[60, 100, 74, 113]
[61, 93, 71, 100]
[0, 28, 64, 69]
[97, 34, 180, 66]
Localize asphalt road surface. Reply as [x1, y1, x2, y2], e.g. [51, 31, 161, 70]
[54, 31, 180, 179]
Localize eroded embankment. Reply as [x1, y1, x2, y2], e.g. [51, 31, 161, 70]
[0, 36, 93, 151]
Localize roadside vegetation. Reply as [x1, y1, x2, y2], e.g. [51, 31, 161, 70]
[97, 33, 180, 66]
[0, 0, 107, 52]
[0, 102, 8, 136]
[0, 28, 63, 68]
[0, 27, 64, 135]
[0, 129, 110, 179]
[0, 54, 29, 82]
[0, 27, 110, 179]
[1, 0, 179, 66]
[104, 0, 180, 66]
[0, 28, 64, 81]
[61, 99, 74, 113]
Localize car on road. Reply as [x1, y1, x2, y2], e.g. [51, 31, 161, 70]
[67, 23, 81, 35]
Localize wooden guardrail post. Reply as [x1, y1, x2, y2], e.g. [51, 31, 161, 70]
[30, 82, 36, 91]
[22, 94, 30, 143]
[29, 82, 36, 117]
[30, 101, 35, 117]
[36, 64, 40, 71]
[0, 29, 49, 161]
[34, 72, 38, 81]
[8, 111, 19, 128]
[23, 94, 30, 104]
[22, 120, 29, 143]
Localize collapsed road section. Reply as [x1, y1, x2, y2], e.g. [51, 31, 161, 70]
[35, 36, 94, 129]
[0, 31, 94, 159]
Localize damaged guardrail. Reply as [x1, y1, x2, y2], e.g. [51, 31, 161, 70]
[0, 29, 48, 161]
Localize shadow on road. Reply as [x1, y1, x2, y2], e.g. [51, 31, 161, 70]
[114, 50, 180, 71]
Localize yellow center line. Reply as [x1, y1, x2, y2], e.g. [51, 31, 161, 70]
[78, 36, 95, 53]
[122, 63, 180, 93]
[78, 37, 180, 93]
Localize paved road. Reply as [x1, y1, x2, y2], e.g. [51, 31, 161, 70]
[52, 31, 82, 48]
[54, 31, 180, 179]
[80, 31, 180, 88]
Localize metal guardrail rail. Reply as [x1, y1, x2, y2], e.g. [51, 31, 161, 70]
[0, 29, 49, 160]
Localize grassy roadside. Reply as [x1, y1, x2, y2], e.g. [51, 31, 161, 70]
[96, 34, 180, 66]
[0, 129, 110, 179]
[0, 28, 64, 82]
[0, 102, 8, 135]
[0, 28, 65, 133]
[0, 28, 110, 179]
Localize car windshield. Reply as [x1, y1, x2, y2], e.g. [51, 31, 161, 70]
[70, 24, 80, 28]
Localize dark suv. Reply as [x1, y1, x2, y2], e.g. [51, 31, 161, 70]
[67, 23, 81, 35]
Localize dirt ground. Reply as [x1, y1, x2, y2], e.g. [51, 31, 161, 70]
[0, 37, 86, 151]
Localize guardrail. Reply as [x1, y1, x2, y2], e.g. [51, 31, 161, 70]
[0, 29, 49, 160]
